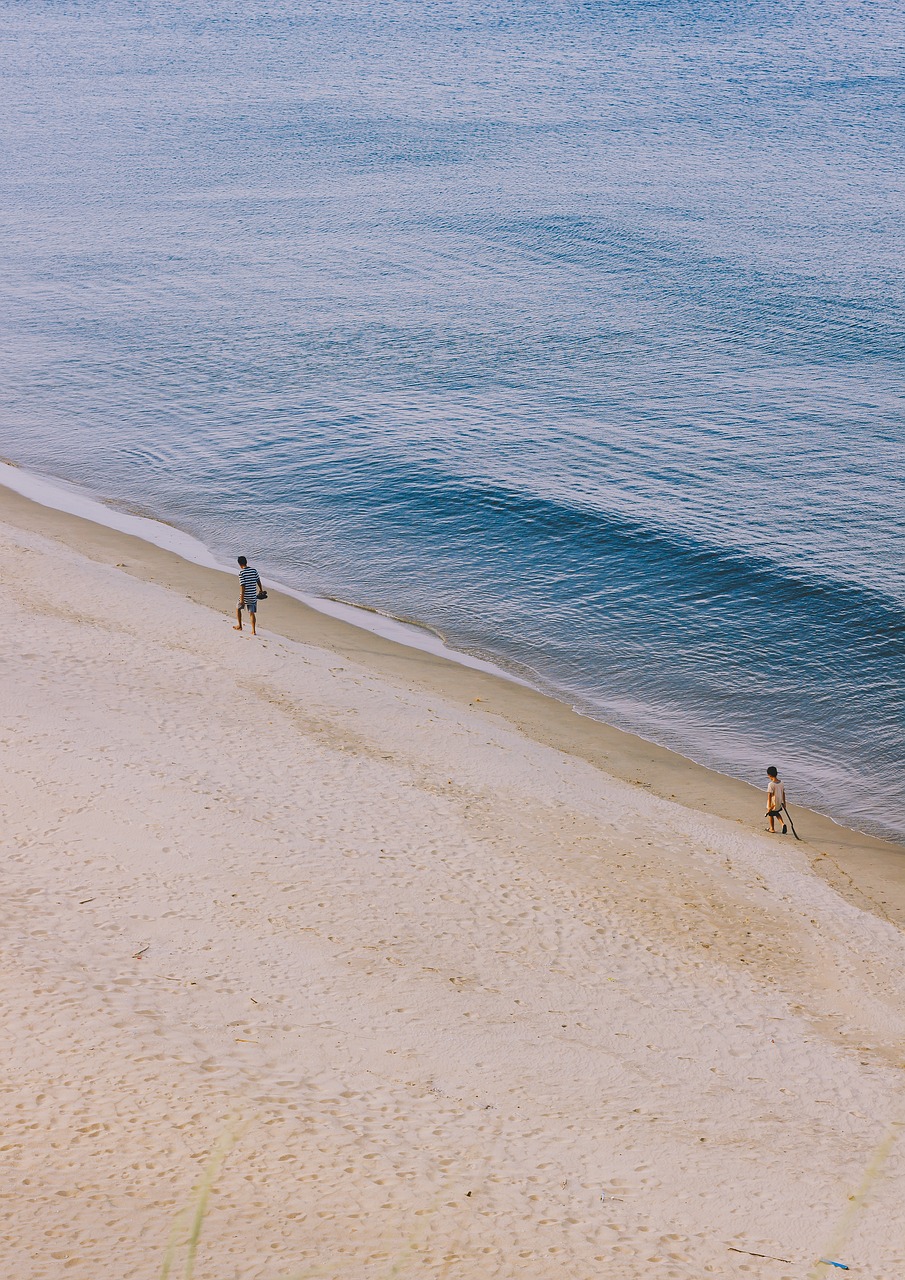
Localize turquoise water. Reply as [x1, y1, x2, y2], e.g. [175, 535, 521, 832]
[1, 1, 903, 839]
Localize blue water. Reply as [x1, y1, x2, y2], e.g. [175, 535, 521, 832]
[1, 1, 903, 840]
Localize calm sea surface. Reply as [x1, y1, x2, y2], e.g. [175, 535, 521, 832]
[1, 1, 903, 839]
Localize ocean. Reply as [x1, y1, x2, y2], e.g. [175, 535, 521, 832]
[1, 0, 903, 840]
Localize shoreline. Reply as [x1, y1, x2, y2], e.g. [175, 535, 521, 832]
[2, 471, 903, 930]
[0, 458, 532, 685]
[3, 457, 902, 851]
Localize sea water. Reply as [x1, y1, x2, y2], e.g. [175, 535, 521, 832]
[1, 0, 903, 840]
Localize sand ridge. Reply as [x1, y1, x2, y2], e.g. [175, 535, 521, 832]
[1, 516, 903, 1278]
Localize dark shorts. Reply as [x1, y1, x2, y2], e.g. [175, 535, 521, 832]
[238, 599, 257, 614]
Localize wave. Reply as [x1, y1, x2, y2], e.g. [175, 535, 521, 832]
[355, 467, 905, 645]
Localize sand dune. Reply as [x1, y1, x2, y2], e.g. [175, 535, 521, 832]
[1, 508, 903, 1279]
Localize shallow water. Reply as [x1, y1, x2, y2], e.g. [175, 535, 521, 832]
[1, 0, 903, 838]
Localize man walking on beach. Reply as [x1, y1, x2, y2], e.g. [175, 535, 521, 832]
[234, 555, 264, 636]
[765, 765, 788, 835]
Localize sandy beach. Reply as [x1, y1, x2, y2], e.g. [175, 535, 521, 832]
[1, 481, 903, 1280]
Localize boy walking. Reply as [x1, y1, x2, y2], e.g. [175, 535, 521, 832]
[765, 766, 788, 835]
[234, 555, 264, 636]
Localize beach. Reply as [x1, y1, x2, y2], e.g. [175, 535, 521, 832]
[1, 482, 903, 1279]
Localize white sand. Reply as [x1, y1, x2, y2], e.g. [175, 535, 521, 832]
[1, 512, 903, 1280]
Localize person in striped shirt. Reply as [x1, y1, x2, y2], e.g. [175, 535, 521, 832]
[234, 555, 264, 636]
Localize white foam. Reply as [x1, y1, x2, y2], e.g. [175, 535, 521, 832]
[0, 459, 529, 685]
[0, 460, 222, 569]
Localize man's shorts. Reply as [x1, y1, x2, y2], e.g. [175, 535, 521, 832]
[238, 599, 257, 614]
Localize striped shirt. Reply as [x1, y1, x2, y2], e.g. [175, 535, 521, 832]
[238, 566, 261, 600]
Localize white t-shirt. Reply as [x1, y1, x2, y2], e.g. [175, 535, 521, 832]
[767, 778, 785, 810]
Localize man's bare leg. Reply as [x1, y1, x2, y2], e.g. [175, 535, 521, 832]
[234, 605, 243, 631]
[249, 610, 257, 636]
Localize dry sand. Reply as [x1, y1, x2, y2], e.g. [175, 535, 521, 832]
[1, 485, 903, 1279]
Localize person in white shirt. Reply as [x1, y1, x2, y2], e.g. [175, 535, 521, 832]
[765, 766, 787, 835]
